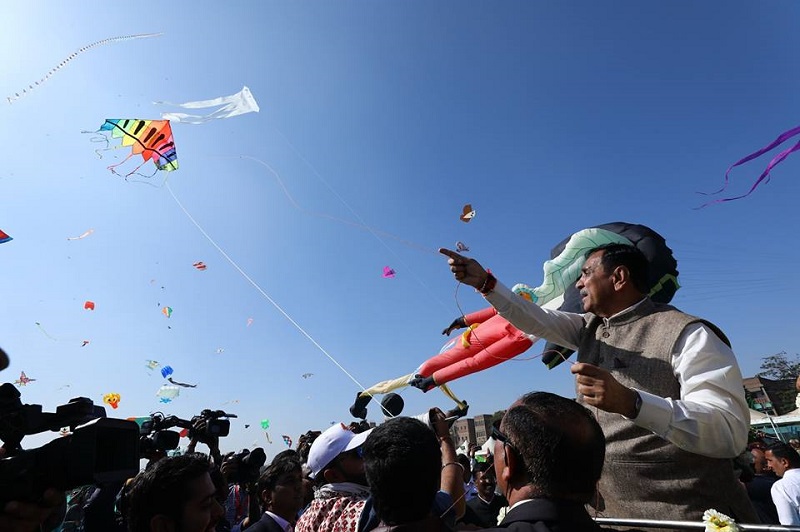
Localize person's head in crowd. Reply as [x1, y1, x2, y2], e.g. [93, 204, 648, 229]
[296, 430, 321, 463]
[765, 441, 800, 478]
[307, 422, 372, 486]
[457, 453, 472, 484]
[789, 438, 800, 450]
[362, 416, 441, 526]
[127, 453, 224, 532]
[493, 391, 604, 505]
[751, 446, 772, 475]
[256, 457, 305, 522]
[272, 449, 299, 464]
[300, 463, 315, 509]
[473, 461, 497, 501]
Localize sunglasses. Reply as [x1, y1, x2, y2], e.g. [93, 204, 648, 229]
[491, 426, 518, 454]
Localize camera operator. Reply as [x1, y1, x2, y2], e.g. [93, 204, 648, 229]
[218, 448, 266, 531]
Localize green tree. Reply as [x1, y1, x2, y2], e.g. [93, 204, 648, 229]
[758, 351, 800, 380]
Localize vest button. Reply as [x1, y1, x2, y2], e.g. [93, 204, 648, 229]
[602, 331, 610, 338]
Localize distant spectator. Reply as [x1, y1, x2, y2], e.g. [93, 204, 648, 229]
[766, 442, 800, 525]
[458, 462, 507, 529]
[745, 446, 779, 524]
[238, 458, 304, 532]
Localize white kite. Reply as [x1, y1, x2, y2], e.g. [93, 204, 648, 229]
[154, 86, 260, 124]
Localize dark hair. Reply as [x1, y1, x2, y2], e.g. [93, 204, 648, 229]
[472, 459, 492, 480]
[257, 457, 302, 503]
[586, 243, 649, 294]
[272, 449, 299, 464]
[127, 453, 214, 532]
[767, 442, 800, 469]
[503, 392, 605, 502]
[363, 417, 440, 525]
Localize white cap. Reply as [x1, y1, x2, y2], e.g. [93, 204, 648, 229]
[307, 423, 373, 479]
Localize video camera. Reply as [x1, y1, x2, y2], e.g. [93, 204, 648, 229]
[226, 447, 267, 485]
[139, 409, 236, 456]
[0, 383, 140, 503]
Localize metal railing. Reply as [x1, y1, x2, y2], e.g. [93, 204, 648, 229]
[595, 518, 800, 531]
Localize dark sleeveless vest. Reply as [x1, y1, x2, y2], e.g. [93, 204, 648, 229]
[576, 298, 757, 526]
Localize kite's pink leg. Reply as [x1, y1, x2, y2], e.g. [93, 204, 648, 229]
[418, 315, 528, 378]
[431, 332, 533, 386]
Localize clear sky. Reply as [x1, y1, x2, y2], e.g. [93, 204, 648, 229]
[2, 1, 798, 455]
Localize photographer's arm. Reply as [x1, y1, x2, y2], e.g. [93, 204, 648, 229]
[431, 409, 465, 520]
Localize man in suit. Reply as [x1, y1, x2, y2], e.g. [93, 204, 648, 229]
[241, 457, 304, 532]
[483, 391, 606, 532]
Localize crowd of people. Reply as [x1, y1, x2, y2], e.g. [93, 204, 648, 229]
[4, 243, 800, 531]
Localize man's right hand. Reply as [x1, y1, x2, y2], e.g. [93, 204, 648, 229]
[442, 317, 466, 336]
[439, 248, 489, 289]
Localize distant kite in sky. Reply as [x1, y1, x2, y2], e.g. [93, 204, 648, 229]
[215, 347, 225, 354]
[67, 229, 94, 240]
[0, 229, 12, 244]
[154, 86, 260, 124]
[6, 33, 162, 104]
[301, 373, 314, 379]
[167, 377, 197, 388]
[456, 241, 469, 252]
[156, 384, 180, 403]
[460, 204, 475, 222]
[382, 266, 396, 278]
[282, 435, 293, 447]
[14, 371, 36, 386]
[260, 419, 270, 430]
[103, 392, 121, 409]
[161, 365, 174, 378]
[89, 119, 178, 177]
[35, 322, 57, 341]
[145, 359, 160, 371]
[162, 306, 172, 318]
[81, 340, 90, 347]
[246, 318, 254, 327]
[193, 261, 207, 271]
[701, 124, 800, 206]
[84, 301, 95, 311]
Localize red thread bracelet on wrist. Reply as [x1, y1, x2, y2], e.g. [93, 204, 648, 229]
[478, 269, 497, 295]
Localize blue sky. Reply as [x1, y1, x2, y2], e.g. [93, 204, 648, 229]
[2, 1, 798, 455]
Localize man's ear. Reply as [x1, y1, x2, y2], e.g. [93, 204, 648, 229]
[611, 265, 630, 290]
[150, 514, 176, 532]
[323, 467, 344, 484]
[500, 445, 518, 486]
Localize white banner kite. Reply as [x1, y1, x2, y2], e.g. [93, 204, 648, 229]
[155, 86, 259, 124]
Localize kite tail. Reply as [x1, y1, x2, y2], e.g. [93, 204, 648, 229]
[360, 373, 415, 396]
[699, 136, 800, 207]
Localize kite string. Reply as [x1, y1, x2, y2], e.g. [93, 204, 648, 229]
[164, 182, 367, 390]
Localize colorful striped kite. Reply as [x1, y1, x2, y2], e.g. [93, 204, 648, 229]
[92, 119, 178, 177]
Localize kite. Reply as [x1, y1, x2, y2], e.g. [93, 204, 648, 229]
[35, 322, 57, 341]
[167, 377, 197, 388]
[193, 261, 207, 271]
[215, 348, 225, 354]
[162, 306, 172, 318]
[103, 392, 121, 409]
[84, 301, 95, 310]
[156, 384, 180, 403]
[460, 204, 475, 222]
[246, 318, 254, 327]
[349, 223, 678, 416]
[145, 359, 160, 371]
[0, 229, 12, 244]
[6, 33, 162, 104]
[701, 124, 800, 206]
[282, 435, 293, 447]
[89, 119, 178, 177]
[301, 373, 314, 379]
[161, 365, 174, 378]
[382, 266, 396, 278]
[81, 340, 90, 347]
[456, 241, 469, 252]
[244, 424, 250, 429]
[260, 419, 270, 430]
[67, 229, 94, 241]
[14, 371, 36, 386]
[154, 86, 260, 124]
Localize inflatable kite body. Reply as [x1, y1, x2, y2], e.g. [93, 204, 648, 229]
[417, 307, 533, 386]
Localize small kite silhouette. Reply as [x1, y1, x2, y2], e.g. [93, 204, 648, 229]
[460, 204, 475, 222]
[382, 266, 396, 278]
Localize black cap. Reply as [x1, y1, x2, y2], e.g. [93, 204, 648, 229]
[0, 347, 8, 371]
